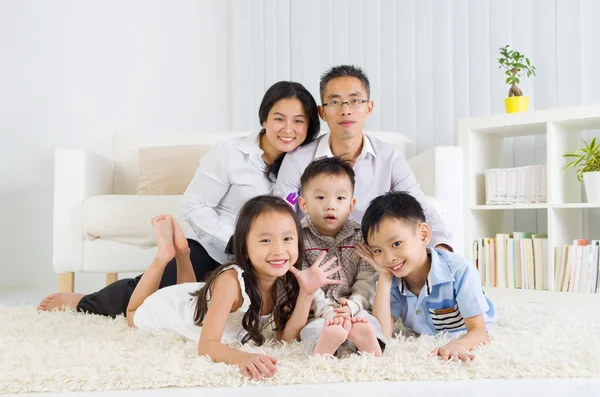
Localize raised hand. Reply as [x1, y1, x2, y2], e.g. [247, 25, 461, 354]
[288, 251, 341, 295]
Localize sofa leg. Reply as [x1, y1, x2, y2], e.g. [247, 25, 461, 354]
[106, 273, 118, 286]
[58, 273, 74, 293]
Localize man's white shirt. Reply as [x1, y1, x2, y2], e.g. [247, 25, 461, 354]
[273, 132, 452, 248]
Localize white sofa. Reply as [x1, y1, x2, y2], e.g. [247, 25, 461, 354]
[52, 132, 463, 292]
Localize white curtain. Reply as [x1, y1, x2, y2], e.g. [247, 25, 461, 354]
[227, 0, 600, 234]
[227, 0, 600, 159]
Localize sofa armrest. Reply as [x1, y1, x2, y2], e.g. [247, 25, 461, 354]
[408, 146, 464, 255]
[53, 149, 115, 273]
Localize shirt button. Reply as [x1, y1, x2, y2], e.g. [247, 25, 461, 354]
[415, 309, 421, 315]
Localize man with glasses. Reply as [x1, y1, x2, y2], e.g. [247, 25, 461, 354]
[274, 64, 452, 251]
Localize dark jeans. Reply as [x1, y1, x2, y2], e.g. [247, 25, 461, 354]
[76, 239, 220, 317]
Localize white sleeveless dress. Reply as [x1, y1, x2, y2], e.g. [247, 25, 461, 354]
[133, 265, 277, 344]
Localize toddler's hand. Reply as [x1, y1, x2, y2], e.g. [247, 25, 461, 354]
[333, 298, 353, 318]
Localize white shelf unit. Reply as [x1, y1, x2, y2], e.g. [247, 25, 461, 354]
[459, 105, 600, 291]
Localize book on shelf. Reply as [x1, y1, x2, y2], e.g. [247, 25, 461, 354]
[472, 234, 600, 293]
[554, 240, 600, 293]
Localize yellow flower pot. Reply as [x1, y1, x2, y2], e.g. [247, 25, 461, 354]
[504, 96, 530, 113]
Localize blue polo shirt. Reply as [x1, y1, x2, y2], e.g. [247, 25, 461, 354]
[390, 248, 495, 335]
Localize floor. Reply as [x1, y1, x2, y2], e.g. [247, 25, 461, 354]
[2, 285, 600, 397]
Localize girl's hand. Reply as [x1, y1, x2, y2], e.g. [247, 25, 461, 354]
[289, 251, 341, 295]
[355, 242, 393, 281]
[431, 342, 475, 363]
[237, 353, 278, 380]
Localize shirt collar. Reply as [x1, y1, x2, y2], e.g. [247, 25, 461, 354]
[427, 248, 454, 286]
[237, 130, 266, 170]
[314, 132, 376, 160]
[393, 248, 453, 296]
[237, 130, 264, 155]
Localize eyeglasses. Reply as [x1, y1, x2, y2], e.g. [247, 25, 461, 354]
[322, 99, 369, 110]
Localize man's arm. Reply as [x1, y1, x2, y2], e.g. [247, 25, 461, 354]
[390, 152, 452, 249]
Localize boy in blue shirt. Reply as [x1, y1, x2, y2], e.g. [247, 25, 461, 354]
[356, 192, 495, 362]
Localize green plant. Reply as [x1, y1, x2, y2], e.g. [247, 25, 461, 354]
[563, 138, 600, 182]
[498, 45, 537, 97]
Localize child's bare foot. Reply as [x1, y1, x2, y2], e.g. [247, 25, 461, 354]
[312, 317, 352, 355]
[171, 217, 189, 256]
[347, 317, 382, 357]
[151, 215, 175, 263]
[36, 292, 84, 312]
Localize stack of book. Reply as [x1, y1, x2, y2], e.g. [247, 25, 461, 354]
[473, 235, 600, 293]
[472, 233, 549, 290]
[554, 240, 600, 293]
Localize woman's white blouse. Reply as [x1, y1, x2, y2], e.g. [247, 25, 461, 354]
[181, 131, 273, 263]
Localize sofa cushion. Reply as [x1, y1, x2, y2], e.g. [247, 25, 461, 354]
[137, 145, 211, 195]
[82, 195, 191, 247]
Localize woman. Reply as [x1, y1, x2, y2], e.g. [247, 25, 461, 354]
[37, 81, 320, 317]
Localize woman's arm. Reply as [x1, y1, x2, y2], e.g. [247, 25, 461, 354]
[181, 140, 234, 253]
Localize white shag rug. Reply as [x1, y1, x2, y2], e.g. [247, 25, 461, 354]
[1, 297, 599, 394]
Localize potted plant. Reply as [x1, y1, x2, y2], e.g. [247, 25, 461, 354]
[498, 45, 536, 113]
[563, 138, 600, 202]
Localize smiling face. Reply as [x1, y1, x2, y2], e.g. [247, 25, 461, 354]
[318, 76, 374, 141]
[260, 97, 309, 158]
[298, 174, 356, 237]
[246, 210, 300, 279]
[367, 216, 431, 278]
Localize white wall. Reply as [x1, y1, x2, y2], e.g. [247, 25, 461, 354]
[0, 0, 229, 290]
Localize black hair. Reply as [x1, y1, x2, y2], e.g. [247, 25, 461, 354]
[191, 195, 304, 346]
[299, 156, 355, 195]
[361, 191, 426, 244]
[319, 65, 371, 102]
[259, 81, 320, 181]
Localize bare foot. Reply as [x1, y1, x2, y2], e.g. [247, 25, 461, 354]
[312, 317, 352, 355]
[347, 317, 382, 357]
[151, 215, 175, 263]
[171, 217, 189, 256]
[36, 292, 84, 312]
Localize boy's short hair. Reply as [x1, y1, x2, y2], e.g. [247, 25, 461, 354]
[361, 191, 426, 243]
[319, 65, 370, 102]
[300, 157, 355, 194]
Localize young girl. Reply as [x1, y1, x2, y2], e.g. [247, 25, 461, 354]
[127, 195, 341, 380]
